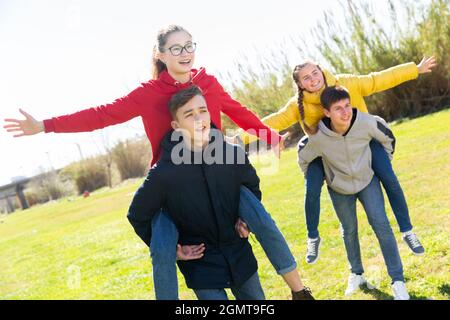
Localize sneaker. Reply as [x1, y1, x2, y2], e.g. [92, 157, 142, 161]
[305, 237, 321, 264]
[392, 281, 410, 300]
[292, 287, 315, 300]
[402, 231, 425, 256]
[345, 273, 375, 296]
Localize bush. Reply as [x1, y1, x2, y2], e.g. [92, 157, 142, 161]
[306, 0, 450, 121]
[61, 157, 110, 195]
[221, 0, 449, 147]
[24, 170, 74, 206]
[112, 137, 151, 181]
[219, 47, 302, 147]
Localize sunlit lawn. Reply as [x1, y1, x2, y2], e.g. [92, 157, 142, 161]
[1, 109, 449, 300]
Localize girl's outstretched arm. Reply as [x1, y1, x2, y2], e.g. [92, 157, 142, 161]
[4, 84, 148, 136]
[3, 109, 44, 137]
[344, 56, 437, 98]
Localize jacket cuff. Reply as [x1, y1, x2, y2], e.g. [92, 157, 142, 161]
[269, 130, 282, 146]
[43, 119, 55, 133]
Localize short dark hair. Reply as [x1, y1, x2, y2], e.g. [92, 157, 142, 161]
[320, 86, 351, 110]
[168, 85, 204, 119]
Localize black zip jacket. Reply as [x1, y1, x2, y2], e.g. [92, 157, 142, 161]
[127, 128, 261, 289]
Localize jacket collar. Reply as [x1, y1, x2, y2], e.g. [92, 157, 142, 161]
[160, 124, 225, 163]
[158, 67, 206, 87]
[319, 108, 359, 137]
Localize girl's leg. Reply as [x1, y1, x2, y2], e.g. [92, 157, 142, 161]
[231, 272, 266, 300]
[150, 209, 179, 300]
[304, 157, 325, 263]
[238, 187, 305, 292]
[358, 177, 405, 283]
[370, 140, 424, 255]
[304, 157, 325, 238]
[370, 140, 413, 232]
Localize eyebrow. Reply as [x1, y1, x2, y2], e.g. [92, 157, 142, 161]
[169, 40, 193, 47]
[182, 106, 207, 115]
[302, 70, 319, 79]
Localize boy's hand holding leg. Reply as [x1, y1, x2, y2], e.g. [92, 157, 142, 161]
[235, 218, 250, 238]
[176, 244, 205, 261]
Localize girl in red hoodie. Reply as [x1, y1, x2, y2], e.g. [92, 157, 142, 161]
[4, 25, 313, 300]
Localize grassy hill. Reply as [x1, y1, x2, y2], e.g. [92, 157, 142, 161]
[1, 109, 449, 300]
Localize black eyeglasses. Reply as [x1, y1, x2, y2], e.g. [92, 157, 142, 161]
[165, 42, 197, 56]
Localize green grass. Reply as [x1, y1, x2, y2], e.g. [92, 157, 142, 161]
[1, 109, 449, 300]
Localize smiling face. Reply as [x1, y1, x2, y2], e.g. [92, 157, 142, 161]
[171, 94, 211, 149]
[158, 31, 195, 80]
[295, 63, 326, 93]
[323, 98, 353, 132]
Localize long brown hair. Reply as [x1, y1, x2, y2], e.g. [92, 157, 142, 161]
[292, 62, 328, 134]
[152, 25, 192, 80]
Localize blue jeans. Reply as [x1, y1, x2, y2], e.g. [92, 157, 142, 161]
[328, 176, 405, 283]
[150, 186, 297, 300]
[304, 140, 413, 239]
[193, 272, 265, 300]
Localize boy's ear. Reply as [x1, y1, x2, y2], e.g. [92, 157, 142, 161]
[171, 120, 180, 130]
[323, 108, 331, 118]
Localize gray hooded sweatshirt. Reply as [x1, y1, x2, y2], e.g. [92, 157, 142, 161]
[298, 109, 395, 195]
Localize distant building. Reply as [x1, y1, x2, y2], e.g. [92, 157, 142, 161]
[0, 178, 30, 214]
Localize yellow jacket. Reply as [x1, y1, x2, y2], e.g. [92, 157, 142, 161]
[240, 62, 419, 144]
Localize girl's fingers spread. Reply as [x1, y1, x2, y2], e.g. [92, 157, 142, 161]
[3, 124, 20, 129]
[3, 119, 21, 124]
[19, 109, 31, 117]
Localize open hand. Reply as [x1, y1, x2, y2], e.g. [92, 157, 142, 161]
[176, 243, 205, 261]
[3, 109, 44, 137]
[271, 132, 290, 158]
[417, 56, 437, 74]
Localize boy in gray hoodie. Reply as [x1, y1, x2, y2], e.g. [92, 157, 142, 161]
[298, 86, 410, 300]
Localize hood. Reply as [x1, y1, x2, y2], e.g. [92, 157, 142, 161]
[153, 68, 207, 92]
[302, 68, 337, 104]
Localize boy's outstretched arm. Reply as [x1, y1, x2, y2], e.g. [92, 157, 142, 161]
[127, 167, 166, 247]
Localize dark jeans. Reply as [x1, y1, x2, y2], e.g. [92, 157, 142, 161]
[193, 272, 265, 300]
[304, 140, 413, 239]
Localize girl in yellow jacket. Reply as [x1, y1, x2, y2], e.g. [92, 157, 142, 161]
[239, 57, 436, 264]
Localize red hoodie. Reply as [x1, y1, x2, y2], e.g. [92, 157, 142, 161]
[43, 68, 281, 166]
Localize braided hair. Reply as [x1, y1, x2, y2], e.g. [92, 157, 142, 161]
[292, 63, 328, 134]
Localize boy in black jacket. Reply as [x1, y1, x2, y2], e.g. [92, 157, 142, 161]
[128, 85, 264, 299]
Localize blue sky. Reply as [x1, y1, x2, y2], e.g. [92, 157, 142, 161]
[0, 0, 419, 185]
